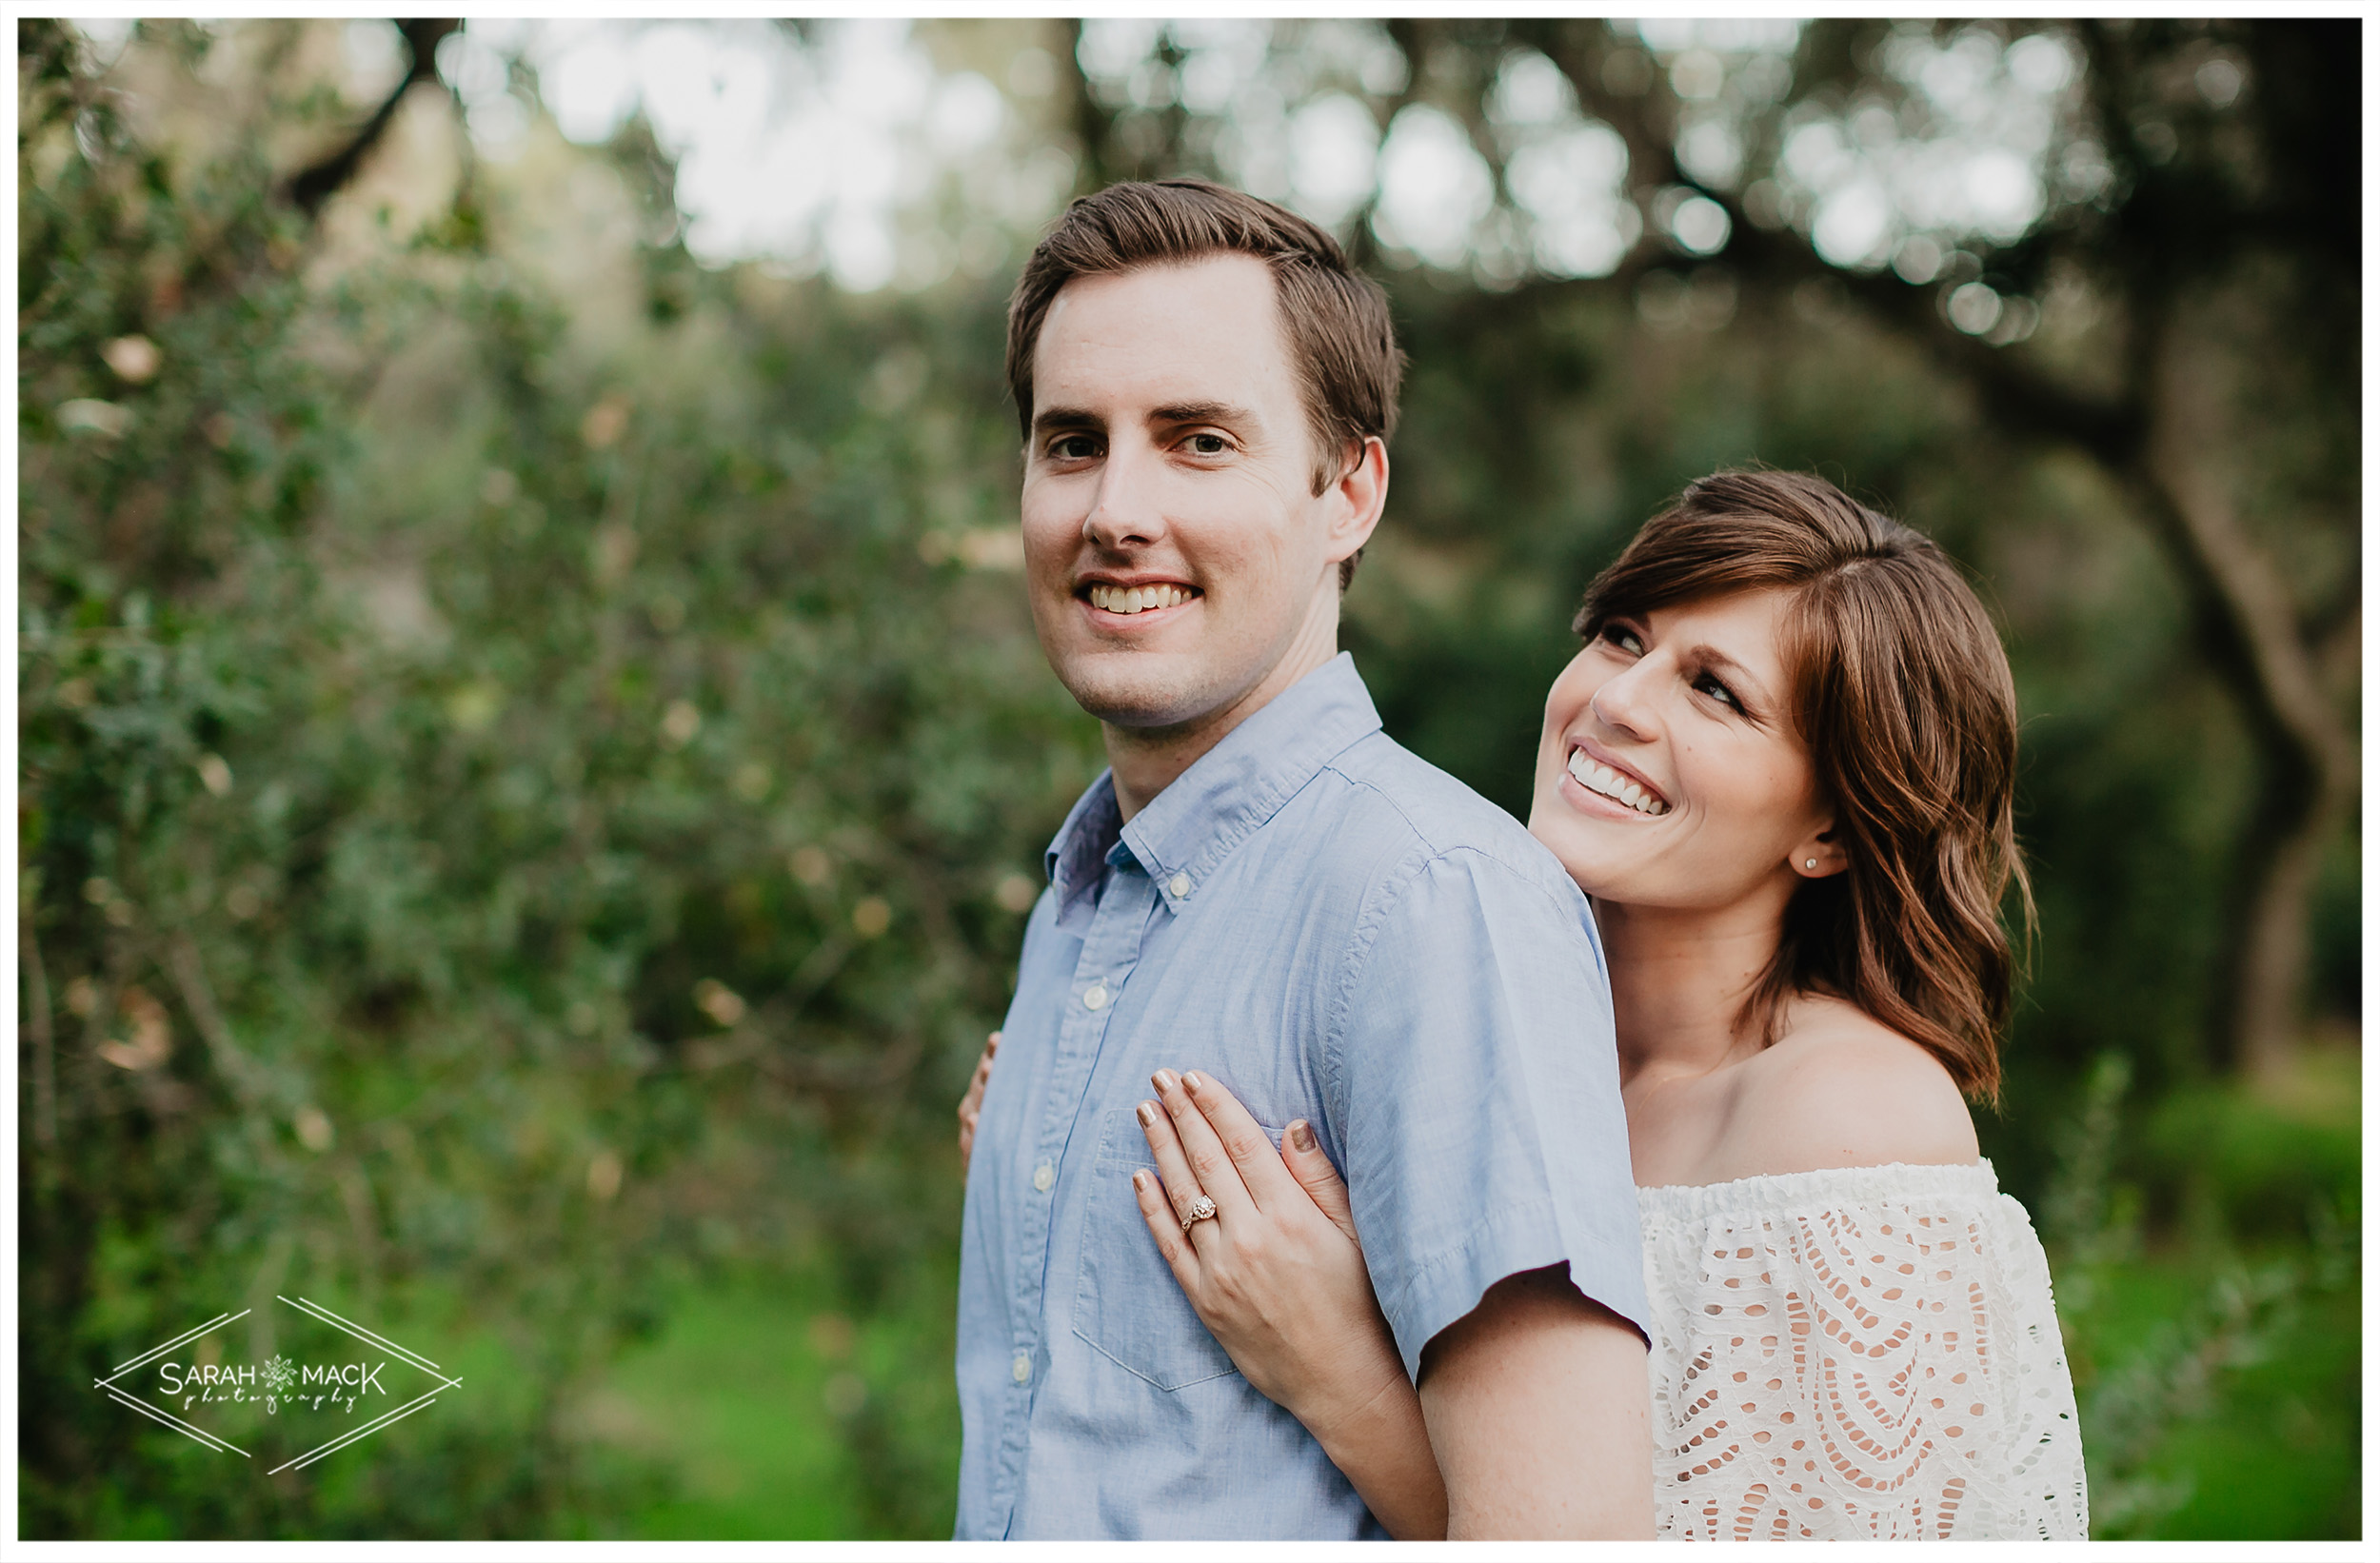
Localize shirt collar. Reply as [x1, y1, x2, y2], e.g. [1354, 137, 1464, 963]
[1044, 770, 1125, 920]
[1040, 653, 1382, 919]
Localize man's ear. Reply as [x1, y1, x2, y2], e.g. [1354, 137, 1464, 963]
[1322, 435, 1389, 567]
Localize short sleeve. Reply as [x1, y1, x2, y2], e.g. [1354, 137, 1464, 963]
[1322, 847, 1648, 1379]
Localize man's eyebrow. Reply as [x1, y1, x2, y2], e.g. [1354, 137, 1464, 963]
[1031, 406, 1104, 438]
[1150, 400, 1259, 428]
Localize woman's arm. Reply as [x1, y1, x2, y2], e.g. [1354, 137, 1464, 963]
[1135, 1069, 1449, 1540]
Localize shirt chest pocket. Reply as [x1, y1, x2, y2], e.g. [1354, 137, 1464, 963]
[1070, 1105, 1255, 1393]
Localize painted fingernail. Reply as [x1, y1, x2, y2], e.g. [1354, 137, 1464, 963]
[1151, 1069, 1178, 1094]
[1136, 1100, 1157, 1126]
[1289, 1120, 1316, 1152]
[1131, 1170, 1150, 1193]
[1182, 1071, 1204, 1095]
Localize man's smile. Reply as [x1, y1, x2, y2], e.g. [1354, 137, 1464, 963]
[1078, 577, 1203, 623]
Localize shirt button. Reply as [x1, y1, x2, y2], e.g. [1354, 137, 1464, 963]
[1168, 873, 1190, 898]
[1032, 1161, 1055, 1193]
[1082, 983, 1108, 1011]
[1011, 1353, 1032, 1384]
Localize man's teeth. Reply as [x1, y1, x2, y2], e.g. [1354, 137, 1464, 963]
[1566, 750, 1670, 816]
[1087, 583, 1196, 615]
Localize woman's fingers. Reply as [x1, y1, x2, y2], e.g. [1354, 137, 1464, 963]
[956, 1031, 1000, 1172]
[1282, 1119, 1361, 1248]
[1130, 1168, 1200, 1288]
[1136, 1098, 1210, 1233]
[1150, 1069, 1257, 1222]
[1180, 1070, 1307, 1217]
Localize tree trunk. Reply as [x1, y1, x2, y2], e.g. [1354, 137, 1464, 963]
[2226, 781, 2348, 1079]
[22, 911, 57, 1151]
[2134, 312, 2359, 1079]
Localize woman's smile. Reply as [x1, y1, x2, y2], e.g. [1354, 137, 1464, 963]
[1560, 742, 1671, 818]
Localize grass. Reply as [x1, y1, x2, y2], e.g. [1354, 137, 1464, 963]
[2062, 1041, 2362, 1540]
[2143, 1288, 2360, 1538]
[577, 1260, 960, 1539]
[2070, 1249, 2359, 1538]
[565, 1053, 2361, 1540]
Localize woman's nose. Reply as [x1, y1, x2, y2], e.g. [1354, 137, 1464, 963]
[1589, 661, 1659, 742]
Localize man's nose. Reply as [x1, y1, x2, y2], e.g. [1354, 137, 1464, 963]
[1082, 442, 1168, 552]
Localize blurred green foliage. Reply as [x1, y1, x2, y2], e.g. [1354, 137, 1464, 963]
[21, 18, 1075, 1537]
[17, 18, 2356, 1540]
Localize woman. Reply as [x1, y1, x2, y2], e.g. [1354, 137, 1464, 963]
[959, 471, 2089, 1540]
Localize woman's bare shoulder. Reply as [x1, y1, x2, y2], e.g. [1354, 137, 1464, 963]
[1716, 998, 1980, 1180]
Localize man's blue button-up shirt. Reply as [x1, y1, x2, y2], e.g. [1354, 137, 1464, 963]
[954, 653, 1646, 1539]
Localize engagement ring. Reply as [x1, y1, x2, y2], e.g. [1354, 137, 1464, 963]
[1181, 1195, 1218, 1234]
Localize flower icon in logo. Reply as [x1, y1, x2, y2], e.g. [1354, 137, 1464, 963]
[262, 1355, 296, 1396]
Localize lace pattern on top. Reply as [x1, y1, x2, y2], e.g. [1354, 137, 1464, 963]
[1636, 1160, 2089, 1540]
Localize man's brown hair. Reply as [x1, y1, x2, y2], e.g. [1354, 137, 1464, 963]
[1574, 470, 2030, 1100]
[1005, 179, 1403, 588]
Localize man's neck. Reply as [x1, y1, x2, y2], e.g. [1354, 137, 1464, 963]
[1105, 594, 1340, 823]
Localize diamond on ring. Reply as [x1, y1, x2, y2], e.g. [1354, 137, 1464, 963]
[1180, 1195, 1218, 1234]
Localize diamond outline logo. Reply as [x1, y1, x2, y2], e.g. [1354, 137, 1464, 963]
[91, 1306, 257, 1458]
[90, 1295, 464, 1473]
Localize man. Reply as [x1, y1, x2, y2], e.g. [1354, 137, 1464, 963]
[954, 179, 1650, 1539]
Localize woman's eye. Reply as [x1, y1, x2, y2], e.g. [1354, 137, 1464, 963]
[1601, 624, 1644, 656]
[1696, 673, 1743, 712]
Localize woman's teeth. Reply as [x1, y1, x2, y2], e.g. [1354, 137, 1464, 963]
[1087, 583, 1195, 614]
[1567, 750, 1670, 816]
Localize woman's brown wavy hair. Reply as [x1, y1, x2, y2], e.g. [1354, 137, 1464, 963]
[1574, 470, 2029, 1101]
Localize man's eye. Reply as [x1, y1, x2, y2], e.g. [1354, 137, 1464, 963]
[1183, 433, 1229, 456]
[1049, 435, 1101, 462]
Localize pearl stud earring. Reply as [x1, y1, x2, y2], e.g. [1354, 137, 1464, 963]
[1805, 858, 1817, 869]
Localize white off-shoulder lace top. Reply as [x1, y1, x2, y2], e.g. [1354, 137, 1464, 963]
[1636, 1160, 2089, 1540]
